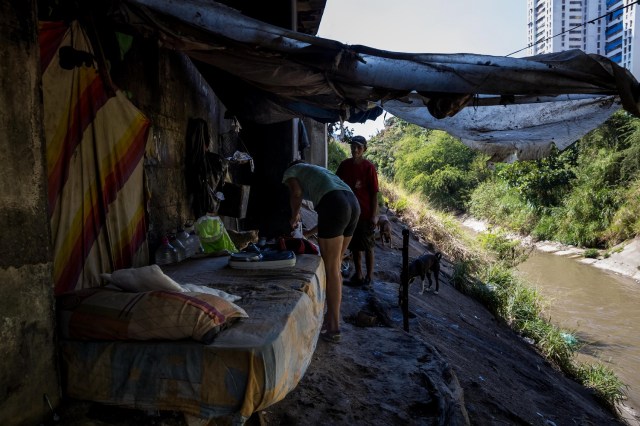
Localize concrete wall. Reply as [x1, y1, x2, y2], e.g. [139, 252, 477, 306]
[113, 38, 238, 253]
[302, 118, 328, 167]
[0, 1, 60, 424]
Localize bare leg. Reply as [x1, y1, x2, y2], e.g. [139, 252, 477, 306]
[318, 235, 352, 334]
[352, 250, 364, 280]
[365, 247, 374, 281]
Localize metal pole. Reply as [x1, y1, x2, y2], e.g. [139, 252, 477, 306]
[401, 227, 409, 332]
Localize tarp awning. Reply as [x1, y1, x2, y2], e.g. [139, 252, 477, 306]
[114, 0, 640, 161]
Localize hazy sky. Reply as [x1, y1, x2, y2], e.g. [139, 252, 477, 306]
[317, 1, 529, 136]
[319, 0, 528, 56]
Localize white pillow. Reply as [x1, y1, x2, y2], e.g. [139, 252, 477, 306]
[100, 265, 182, 292]
[180, 283, 241, 302]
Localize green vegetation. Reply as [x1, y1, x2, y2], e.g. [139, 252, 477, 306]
[327, 139, 350, 172]
[373, 182, 627, 409]
[583, 248, 599, 259]
[476, 229, 530, 267]
[576, 363, 628, 408]
[367, 119, 484, 211]
[364, 112, 640, 249]
[326, 114, 637, 410]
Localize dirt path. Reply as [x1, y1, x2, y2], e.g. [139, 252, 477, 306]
[263, 211, 624, 425]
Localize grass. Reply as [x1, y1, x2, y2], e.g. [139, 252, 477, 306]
[477, 230, 532, 267]
[583, 248, 599, 259]
[379, 177, 628, 412]
[379, 179, 483, 265]
[576, 363, 628, 409]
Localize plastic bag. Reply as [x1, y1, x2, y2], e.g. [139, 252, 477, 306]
[194, 215, 238, 254]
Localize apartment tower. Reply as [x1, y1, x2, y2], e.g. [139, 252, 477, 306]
[527, 0, 640, 78]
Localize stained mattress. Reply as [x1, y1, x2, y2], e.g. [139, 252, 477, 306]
[59, 254, 325, 422]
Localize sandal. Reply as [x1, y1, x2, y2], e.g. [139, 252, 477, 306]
[319, 330, 342, 343]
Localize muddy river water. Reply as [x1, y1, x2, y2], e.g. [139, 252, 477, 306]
[516, 250, 640, 419]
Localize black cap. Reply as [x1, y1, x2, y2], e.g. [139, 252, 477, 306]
[349, 136, 367, 147]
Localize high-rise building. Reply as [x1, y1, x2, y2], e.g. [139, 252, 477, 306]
[527, 0, 640, 78]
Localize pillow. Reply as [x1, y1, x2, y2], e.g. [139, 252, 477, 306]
[100, 264, 183, 292]
[57, 288, 248, 344]
[180, 283, 242, 303]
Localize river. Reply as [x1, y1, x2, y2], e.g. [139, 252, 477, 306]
[516, 249, 640, 422]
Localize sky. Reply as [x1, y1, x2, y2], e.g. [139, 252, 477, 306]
[316, 0, 528, 137]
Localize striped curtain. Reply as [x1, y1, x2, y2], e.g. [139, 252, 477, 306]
[40, 21, 150, 295]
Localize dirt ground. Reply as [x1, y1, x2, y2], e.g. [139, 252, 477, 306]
[52, 211, 626, 426]
[261, 211, 625, 426]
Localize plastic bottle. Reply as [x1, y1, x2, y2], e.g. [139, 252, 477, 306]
[168, 233, 187, 262]
[155, 237, 178, 265]
[186, 230, 204, 257]
[176, 228, 193, 258]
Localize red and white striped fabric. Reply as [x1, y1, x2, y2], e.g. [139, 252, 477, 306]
[40, 21, 150, 294]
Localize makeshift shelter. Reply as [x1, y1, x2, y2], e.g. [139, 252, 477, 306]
[6, 1, 640, 423]
[40, 1, 640, 291]
[113, 0, 640, 161]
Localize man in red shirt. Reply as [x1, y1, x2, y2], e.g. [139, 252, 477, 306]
[336, 136, 379, 288]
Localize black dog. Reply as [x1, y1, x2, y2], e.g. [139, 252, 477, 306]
[407, 252, 442, 295]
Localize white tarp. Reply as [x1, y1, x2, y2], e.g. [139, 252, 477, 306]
[383, 94, 621, 161]
[116, 0, 640, 160]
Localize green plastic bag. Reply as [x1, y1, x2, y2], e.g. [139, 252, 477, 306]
[194, 215, 237, 254]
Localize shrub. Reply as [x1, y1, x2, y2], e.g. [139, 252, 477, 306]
[327, 139, 349, 172]
[391, 197, 409, 215]
[468, 179, 537, 234]
[496, 147, 576, 207]
[389, 130, 479, 211]
[554, 184, 620, 247]
[530, 210, 559, 241]
[477, 230, 529, 267]
[583, 248, 599, 258]
[603, 179, 640, 246]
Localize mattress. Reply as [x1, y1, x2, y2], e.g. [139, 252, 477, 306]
[59, 254, 325, 423]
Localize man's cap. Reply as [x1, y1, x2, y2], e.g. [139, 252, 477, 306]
[349, 136, 367, 147]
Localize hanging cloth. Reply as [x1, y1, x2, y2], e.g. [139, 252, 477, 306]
[41, 20, 150, 294]
[185, 118, 228, 218]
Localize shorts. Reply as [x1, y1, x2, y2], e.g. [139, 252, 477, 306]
[348, 219, 375, 252]
[315, 190, 360, 239]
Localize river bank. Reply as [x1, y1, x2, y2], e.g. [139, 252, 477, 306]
[461, 216, 640, 424]
[460, 217, 640, 283]
[264, 210, 625, 425]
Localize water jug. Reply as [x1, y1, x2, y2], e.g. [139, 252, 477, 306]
[169, 233, 187, 262]
[176, 228, 193, 258]
[186, 230, 204, 257]
[155, 237, 177, 265]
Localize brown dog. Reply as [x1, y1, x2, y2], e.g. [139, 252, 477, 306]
[377, 214, 392, 248]
[407, 251, 442, 295]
